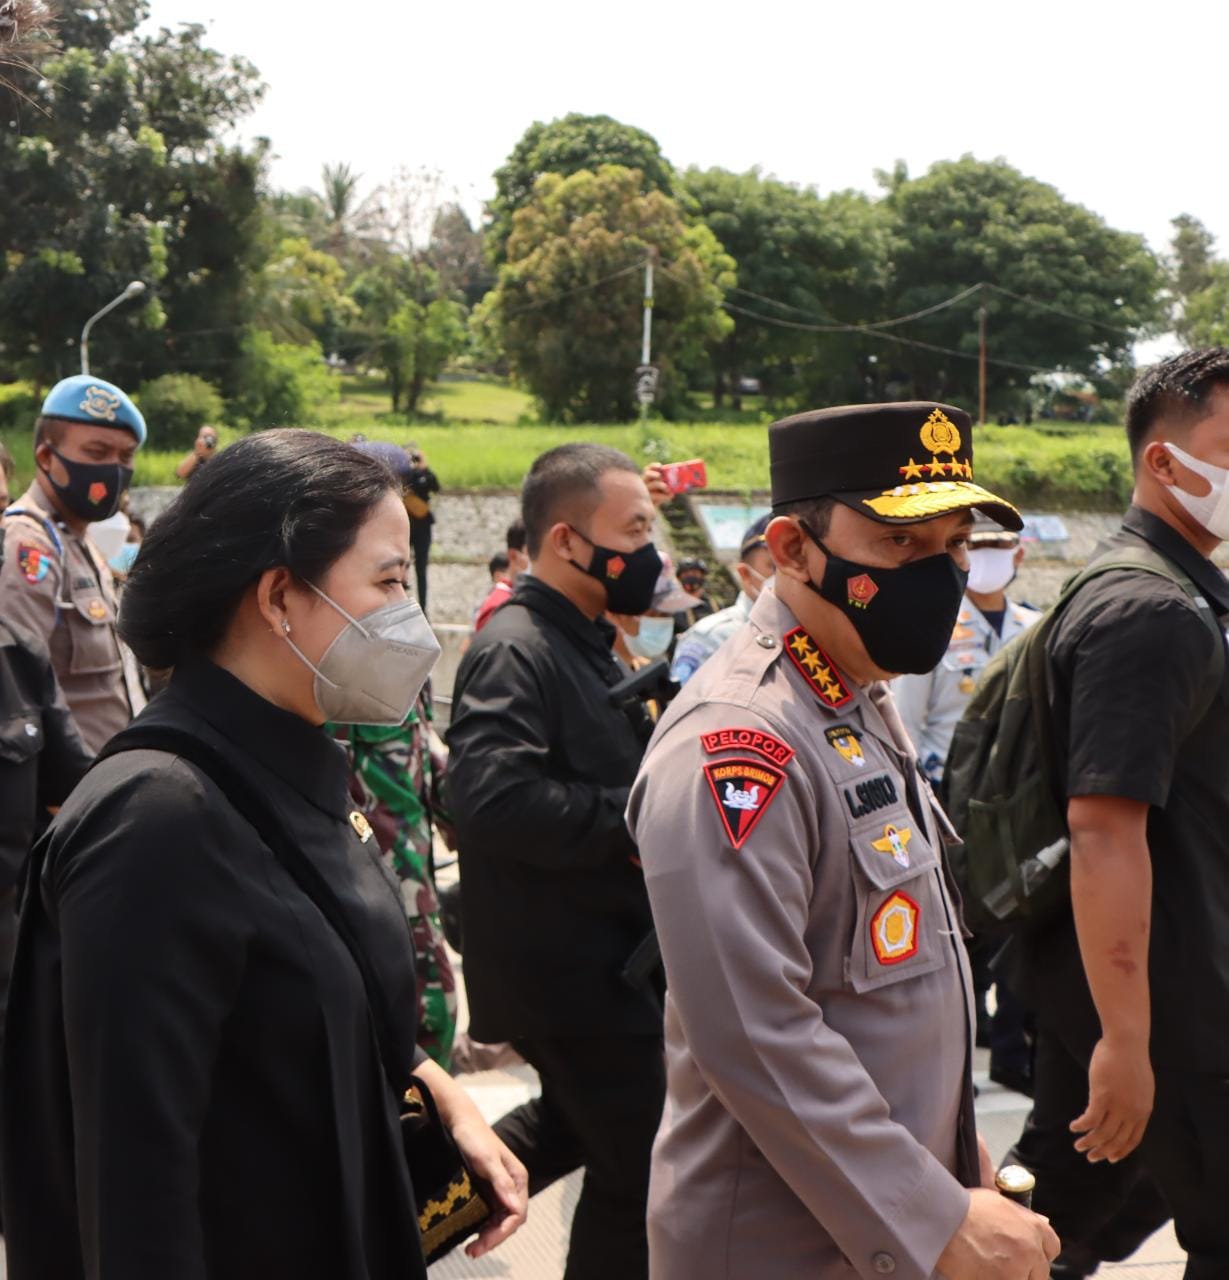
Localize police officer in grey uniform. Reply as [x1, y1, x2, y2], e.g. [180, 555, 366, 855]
[628, 403, 1060, 1279]
[0, 375, 146, 753]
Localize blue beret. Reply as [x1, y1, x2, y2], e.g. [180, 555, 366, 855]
[40, 375, 147, 447]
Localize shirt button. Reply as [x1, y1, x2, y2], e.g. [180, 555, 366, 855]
[871, 1253, 896, 1274]
[756, 634, 776, 649]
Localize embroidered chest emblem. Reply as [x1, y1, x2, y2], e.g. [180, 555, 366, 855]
[783, 627, 853, 708]
[871, 891, 920, 965]
[702, 758, 785, 850]
[871, 823, 913, 868]
[825, 725, 866, 767]
[349, 811, 375, 843]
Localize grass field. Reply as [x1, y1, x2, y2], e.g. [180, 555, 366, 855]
[0, 376, 1134, 509]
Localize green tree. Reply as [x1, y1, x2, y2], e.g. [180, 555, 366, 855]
[682, 167, 892, 409]
[479, 165, 733, 422]
[380, 298, 467, 414]
[878, 157, 1163, 414]
[1167, 214, 1218, 344]
[427, 203, 492, 308]
[0, 9, 266, 392]
[487, 114, 676, 265]
[1182, 264, 1229, 347]
[252, 236, 358, 349]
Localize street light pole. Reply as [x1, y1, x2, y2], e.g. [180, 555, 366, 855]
[638, 251, 656, 426]
[80, 281, 146, 375]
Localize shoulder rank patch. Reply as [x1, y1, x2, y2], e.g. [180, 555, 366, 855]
[702, 757, 785, 850]
[783, 627, 853, 709]
[16, 544, 50, 584]
[871, 822, 913, 868]
[700, 727, 795, 767]
[871, 890, 920, 965]
[825, 725, 866, 768]
[349, 810, 374, 843]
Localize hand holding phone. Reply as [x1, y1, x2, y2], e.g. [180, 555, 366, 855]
[662, 459, 707, 495]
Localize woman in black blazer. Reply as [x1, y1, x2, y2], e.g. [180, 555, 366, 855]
[1, 430, 527, 1279]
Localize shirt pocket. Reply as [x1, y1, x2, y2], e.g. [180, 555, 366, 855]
[0, 711, 44, 765]
[843, 795, 949, 994]
[65, 588, 120, 678]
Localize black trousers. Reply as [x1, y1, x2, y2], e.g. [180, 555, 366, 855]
[410, 520, 431, 611]
[494, 1034, 665, 1280]
[1009, 1022, 1229, 1278]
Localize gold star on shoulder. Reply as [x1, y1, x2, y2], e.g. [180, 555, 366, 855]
[783, 627, 854, 709]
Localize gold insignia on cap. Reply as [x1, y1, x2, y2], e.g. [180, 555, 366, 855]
[920, 407, 962, 456]
[349, 811, 374, 843]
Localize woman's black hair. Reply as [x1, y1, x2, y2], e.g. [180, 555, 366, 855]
[120, 429, 398, 669]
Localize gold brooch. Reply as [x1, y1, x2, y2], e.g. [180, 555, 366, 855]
[349, 811, 374, 843]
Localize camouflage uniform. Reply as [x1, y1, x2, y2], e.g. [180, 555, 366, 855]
[335, 692, 457, 1068]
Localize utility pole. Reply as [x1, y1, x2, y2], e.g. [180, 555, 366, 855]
[636, 250, 658, 424]
[977, 301, 988, 426]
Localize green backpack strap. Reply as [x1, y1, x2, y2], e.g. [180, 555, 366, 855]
[1026, 542, 1226, 794]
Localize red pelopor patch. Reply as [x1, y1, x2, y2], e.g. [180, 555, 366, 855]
[702, 757, 785, 850]
[870, 891, 921, 966]
[700, 727, 795, 767]
[606, 555, 626, 580]
[847, 573, 879, 607]
[88, 481, 108, 505]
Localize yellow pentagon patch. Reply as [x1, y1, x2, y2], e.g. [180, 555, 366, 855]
[349, 810, 374, 843]
[871, 890, 920, 966]
[871, 823, 913, 868]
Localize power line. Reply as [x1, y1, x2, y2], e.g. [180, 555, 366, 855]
[979, 282, 1139, 336]
[719, 300, 1063, 374]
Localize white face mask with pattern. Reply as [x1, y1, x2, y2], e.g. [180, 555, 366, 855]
[1165, 442, 1229, 541]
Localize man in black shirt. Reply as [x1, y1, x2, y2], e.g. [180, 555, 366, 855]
[446, 444, 664, 1280]
[1008, 348, 1229, 1279]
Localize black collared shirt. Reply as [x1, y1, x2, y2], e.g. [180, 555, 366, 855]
[1034, 505, 1229, 1069]
[446, 576, 660, 1042]
[2, 660, 426, 1280]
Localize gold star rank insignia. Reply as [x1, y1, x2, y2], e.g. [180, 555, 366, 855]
[898, 457, 925, 481]
[783, 627, 853, 709]
[349, 811, 375, 843]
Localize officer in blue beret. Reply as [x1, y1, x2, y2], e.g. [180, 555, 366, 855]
[0, 375, 148, 751]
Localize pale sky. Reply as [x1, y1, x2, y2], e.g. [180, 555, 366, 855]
[143, 0, 1225, 272]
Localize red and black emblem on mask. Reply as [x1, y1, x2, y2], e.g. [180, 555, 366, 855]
[605, 555, 626, 579]
[847, 573, 878, 608]
[702, 757, 785, 849]
[88, 481, 108, 505]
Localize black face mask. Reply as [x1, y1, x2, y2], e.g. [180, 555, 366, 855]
[799, 520, 968, 675]
[567, 527, 663, 616]
[42, 447, 133, 522]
